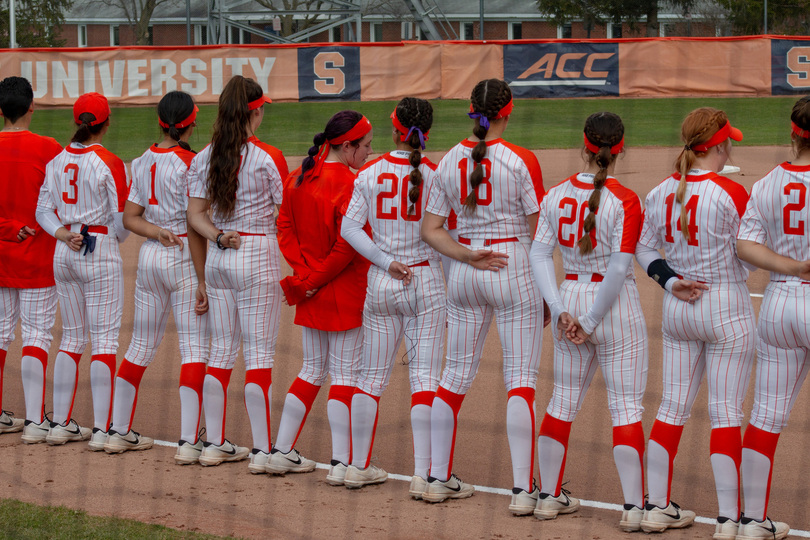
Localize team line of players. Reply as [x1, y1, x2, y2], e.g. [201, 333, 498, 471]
[1, 74, 809, 540]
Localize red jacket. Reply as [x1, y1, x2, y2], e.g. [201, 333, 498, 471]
[0, 131, 62, 288]
[277, 162, 370, 331]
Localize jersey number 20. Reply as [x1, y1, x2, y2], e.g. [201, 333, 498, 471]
[376, 173, 421, 221]
[557, 198, 597, 249]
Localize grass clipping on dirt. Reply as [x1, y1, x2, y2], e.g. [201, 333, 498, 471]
[0, 499, 234, 539]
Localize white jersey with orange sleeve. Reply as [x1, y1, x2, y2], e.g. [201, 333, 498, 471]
[534, 173, 641, 277]
[129, 145, 195, 235]
[37, 143, 128, 230]
[739, 162, 810, 281]
[638, 170, 749, 283]
[345, 150, 440, 266]
[188, 136, 287, 234]
[426, 138, 544, 240]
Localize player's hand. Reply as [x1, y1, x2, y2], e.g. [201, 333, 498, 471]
[17, 226, 36, 242]
[792, 259, 810, 281]
[56, 228, 83, 252]
[566, 318, 590, 345]
[221, 231, 241, 250]
[305, 288, 319, 298]
[556, 312, 575, 340]
[671, 279, 709, 304]
[466, 249, 509, 272]
[158, 228, 184, 250]
[194, 282, 209, 315]
[388, 261, 413, 286]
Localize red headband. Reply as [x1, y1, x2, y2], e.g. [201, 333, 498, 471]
[391, 109, 429, 148]
[468, 97, 514, 129]
[690, 120, 743, 152]
[583, 134, 625, 155]
[792, 121, 810, 139]
[248, 95, 272, 110]
[305, 115, 373, 181]
[159, 105, 198, 130]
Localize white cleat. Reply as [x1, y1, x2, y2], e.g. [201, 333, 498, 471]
[344, 464, 388, 489]
[325, 461, 348, 486]
[736, 516, 789, 540]
[640, 501, 695, 532]
[509, 484, 540, 516]
[248, 449, 270, 474]
[620, 504, 644, 532]
[88, 428, 108, 452]
[174, 438, 204, 465]
[45, 419, 91, 445]
[421, 474, 475, 503]
[533, 489, 580, 520]
[0, 410, 24, 434]
[104, 429, 154, 453]
[198, 439, 250, 466]
[21, 418, 50, 444]
[409, 476, 427, 500]
[265, 448, 316, 475]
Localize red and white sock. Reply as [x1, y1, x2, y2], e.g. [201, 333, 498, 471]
[110, 359, 146, 434]
[52, 350, 82, 425]
[507, 387, 536, 492]
[327, 385, 354, 465]
[741, 424, 780, 522]
[0, 349, 6, 411]
[178, 362, 205, 443]
[429, 387, 465, 482]
[350, 389, 380, 469]
[613, 422, 645, 508]
[90, 354, 116, 431]
[410, 391, 433, 480]
[647, 420, 685, 508]
[21, 346, 48, 423]
[203, 367, 232, 446]
[244, 368, 272, 453]
[537, 413, 572, 497]
[274, 378, 321, 453]
[710, 426, 742, 520]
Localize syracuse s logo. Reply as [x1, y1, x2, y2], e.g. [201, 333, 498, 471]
[787, 47, 810, 89]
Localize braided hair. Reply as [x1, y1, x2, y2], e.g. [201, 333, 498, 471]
[394, 97, 433, 215]
[791, 95, 810, 157]
[157, 91, 196, 152]
[578, 112, 624, 255]
[297, 110, 365, 187]
[674, 107, 729, 242]
[465, 79, 512, 214]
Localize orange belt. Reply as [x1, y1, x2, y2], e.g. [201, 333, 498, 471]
[70, 224, 108, 234]
[237, 232, 265, 236]
[409, 260, 430, 268]
[565, 273, 604, 282]
[458, 236, 518, 247]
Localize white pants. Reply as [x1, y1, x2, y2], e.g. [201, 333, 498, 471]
[0, 286, 57, 352]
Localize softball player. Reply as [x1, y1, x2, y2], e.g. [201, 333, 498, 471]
[733, 96, 810, 540]
[105, 91, 209, 458]
[420, 79, 544, 509]
[635, 107, 754, 537]
[268, 111, 373, 484]
[339, 98, 444, 493]
[531, 112, 670, 528]
[35, 92, 129, 450]
[0, 76, 62, 440]
[187, 76, 287, 472]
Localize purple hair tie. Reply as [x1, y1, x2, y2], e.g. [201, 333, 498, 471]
[406, 126, 426, 150]
[468, 112, 490, 130]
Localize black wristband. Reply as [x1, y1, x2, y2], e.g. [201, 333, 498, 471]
[215, 231, 227, 250]
[647, 258, 678, 289]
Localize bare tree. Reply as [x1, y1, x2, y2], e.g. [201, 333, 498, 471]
[100, 0, 180, 45]
[253, 0, 326, 37]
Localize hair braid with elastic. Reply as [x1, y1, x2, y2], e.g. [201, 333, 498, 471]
[207, 76, 262, 220]
[673, 107, 728, 241]
[465, 79, 512, 213]
[578, 112, 624, 255]
[395, 97, 433, 215]
[791, 95, 810, 157]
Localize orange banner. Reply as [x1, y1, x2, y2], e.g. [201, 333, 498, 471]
[617, 39, 772, 97]
[359, 43, 442, 101]
[439, 43, 503, 99]
[0, 46, 300, 107]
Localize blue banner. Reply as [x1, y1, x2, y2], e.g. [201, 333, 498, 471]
[503, 43, 619, 98]
[297, 46, 361, 101]
[771, 40, 810, 95]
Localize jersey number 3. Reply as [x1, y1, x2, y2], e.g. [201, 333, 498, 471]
[62, 164, 80, 205]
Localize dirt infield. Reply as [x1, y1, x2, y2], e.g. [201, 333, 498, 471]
[1, 145, 808, 540]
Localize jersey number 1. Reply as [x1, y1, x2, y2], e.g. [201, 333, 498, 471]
[664, 193, 699, 246]
[148, 163, 159, 205]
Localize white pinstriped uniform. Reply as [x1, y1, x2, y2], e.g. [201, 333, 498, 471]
[0, 288, 56, 352]
[639, 169, 755, 428]
[345, 150, 445, 396]
[426, 138, 543, 394]
[738, 162, 810, 432]
[36, 143, 126, 355]
[534, 174, 647, 426]
[124, 145, 208, 367]
[187, 137, 285, 370]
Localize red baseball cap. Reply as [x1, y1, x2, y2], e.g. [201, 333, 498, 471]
[73, 92, 110, 126]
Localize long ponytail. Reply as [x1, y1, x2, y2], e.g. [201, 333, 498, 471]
[393, 97, 433, 215]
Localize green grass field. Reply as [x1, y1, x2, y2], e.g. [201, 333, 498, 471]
[29, 97, 799, 163]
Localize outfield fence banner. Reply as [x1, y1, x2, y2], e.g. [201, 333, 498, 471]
[0, 36, 808, 107]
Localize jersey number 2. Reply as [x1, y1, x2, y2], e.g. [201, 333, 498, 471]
[557, 198, 597, 249]
[375, 173, 421, 221]
[783, 183, 806, 235]
[62, 164, 79, 205]
[664, 193, 699, 246]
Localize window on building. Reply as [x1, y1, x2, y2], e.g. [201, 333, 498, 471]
[401, 22, 412, 40]
[330, 25, 342, 42]
[559, 23, 572, 39]
[78, 25, 87, 47]
[462, 22, 474, 40]
[110, 25, 119, 46]
[611, 23, 622, 38]
[370, 22, 382, 42]
[510, 22, 522, 40]
[147, 25, 154, 45]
